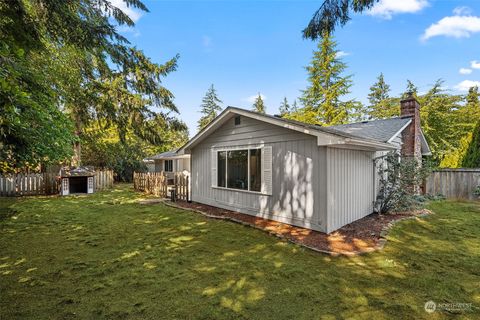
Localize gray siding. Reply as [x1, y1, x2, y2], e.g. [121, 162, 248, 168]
[190, 115, 328, 232]
[326, 148, 376, 232]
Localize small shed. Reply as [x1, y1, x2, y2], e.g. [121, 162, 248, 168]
[60, 167, 95, 196]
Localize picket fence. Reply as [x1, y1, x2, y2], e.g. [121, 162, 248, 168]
[0, 169, 114, 197]
[133, 171, 189, 201]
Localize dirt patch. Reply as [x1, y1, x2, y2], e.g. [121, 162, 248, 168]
[168, 200, 431, 256]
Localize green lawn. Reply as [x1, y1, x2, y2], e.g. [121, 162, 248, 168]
[0, 185, 479, 319]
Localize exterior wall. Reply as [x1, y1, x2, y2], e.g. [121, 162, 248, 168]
[154, 158, 190, 172]
[146, 163, 155, 172]
[190, 115, 328, 232]
[154, 160, 163, 172]
[326, 147, 376, 232]
[176, 158, 191, 172]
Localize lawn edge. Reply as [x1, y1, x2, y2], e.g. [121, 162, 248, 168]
[159, 199, 432, 257]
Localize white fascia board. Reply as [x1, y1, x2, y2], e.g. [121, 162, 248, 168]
[420, 129, 432, 155]
[179, 108, 322, 152]
[387, 119, 412, 143]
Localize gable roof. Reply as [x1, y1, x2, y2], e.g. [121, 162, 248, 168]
[331, 117, 431, 155]
[179, 107, 397, 153]
[144, 150, 189, 161]
[330, 117, 412, 143]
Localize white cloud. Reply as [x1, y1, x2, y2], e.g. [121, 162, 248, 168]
[244, 94, 267, 104]
[471, 60, 480, 69]
[109, 0, 143, 23]
[453, 6, 473, 16]
[368, 0, 428, 19]
[336, 51, 350, 58]
[459, 68, 473, 75]
[116, 25, 141, 37]
[454, 80, 480, 91]
[421, 8, 480, 41]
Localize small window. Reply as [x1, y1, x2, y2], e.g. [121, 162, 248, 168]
[164, 160, 173, 172]
[234, 115, 241, 125]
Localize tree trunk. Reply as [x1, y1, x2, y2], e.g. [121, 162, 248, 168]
[72, 115, 82, 167]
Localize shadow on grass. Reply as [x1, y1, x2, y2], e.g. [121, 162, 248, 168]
[0, 186, 479, 319]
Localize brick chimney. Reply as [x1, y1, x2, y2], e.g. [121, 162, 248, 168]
[400, 93, 422, 163]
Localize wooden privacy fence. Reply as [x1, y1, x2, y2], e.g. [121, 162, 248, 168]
[133, 171, 189, 201]
[0, 169, 114, 197]
[95, 170, 114, 191]
[425, 169, 480, 200]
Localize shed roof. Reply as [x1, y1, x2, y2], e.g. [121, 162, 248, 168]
[330, 117, 412, 143]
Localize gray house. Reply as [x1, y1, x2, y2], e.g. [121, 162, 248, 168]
[179, 96, 430, 233]
[143, 150, 190, 176]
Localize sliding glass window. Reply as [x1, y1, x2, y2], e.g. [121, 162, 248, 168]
[217, 151, 226, 187]
[217, 148, 262, 192]
[249, 149, 261, 192]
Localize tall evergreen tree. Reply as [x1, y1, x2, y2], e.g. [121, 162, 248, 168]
[457, 86, 480, 168]
[279, 97, 291, 116]
[294, 32, 354, 125]
[402, 80, 418, 98]
[198, 84, 223, 129]
[303, 0, 379, 39]
[0, 0, 185, 171]
[252, 94, 266, 114]
[462, 119, 480, 168]
[292, 100, 299, 112]
[465, 86, 480, 117]
[417, 80, 465, 165]
[367, 73, 398, 119]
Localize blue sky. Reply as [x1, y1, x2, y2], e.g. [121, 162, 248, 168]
[112, 0, 480, 136]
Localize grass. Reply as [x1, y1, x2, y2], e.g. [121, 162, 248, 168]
[0, 184, 479, 319]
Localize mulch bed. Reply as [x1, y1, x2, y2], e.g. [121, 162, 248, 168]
[167, 200, 431, 256]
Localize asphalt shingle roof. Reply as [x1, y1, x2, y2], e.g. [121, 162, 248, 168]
[147, 150, 178, 160]
[329, 117, 412, 143]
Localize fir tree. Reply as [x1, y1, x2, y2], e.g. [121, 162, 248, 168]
[252, 93, 266, 114]
[295, 33, 354, 125]
[198, 84, 223, 129]
[466, 86, 480, 117]
[402, 80, 418, 98]
[367, 73, 398, 119]
[292, 100, 299, 112]
[457, 86, 480, 167]
[462, 120, 480, 168]
[279, 97, 291, 116]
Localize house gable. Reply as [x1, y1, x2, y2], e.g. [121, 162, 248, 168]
[179, 107, 395, 153]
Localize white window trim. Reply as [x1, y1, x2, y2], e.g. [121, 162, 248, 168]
[213, 144, 264, 194]
[164, 159, 173, 172]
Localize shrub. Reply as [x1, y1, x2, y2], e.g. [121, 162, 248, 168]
[374, 151, 432, 213]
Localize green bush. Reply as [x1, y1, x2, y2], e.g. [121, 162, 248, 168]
[374, 151, 432, 213]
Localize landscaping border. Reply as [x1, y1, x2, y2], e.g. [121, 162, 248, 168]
[156, 199, 432, 256]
